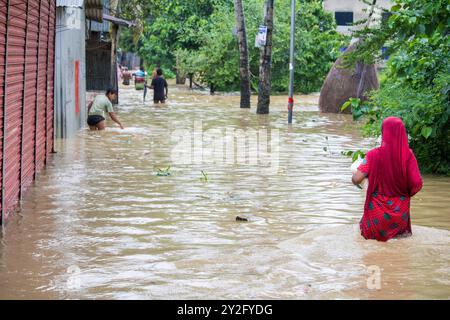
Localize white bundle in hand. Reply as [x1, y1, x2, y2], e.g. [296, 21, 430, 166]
[351, 156, 368, 190]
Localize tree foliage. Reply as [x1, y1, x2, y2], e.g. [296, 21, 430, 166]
[343, 0, 450, 175]
[272, 0, 348, 93]
[120, 0, 218, 71]
[120, 0, 348, 93]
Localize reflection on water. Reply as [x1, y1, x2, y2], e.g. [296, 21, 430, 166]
[0, 84, 449, 299]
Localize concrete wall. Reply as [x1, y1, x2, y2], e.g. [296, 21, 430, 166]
[323, 0, 392, 35]
[55, 5, 87, 139]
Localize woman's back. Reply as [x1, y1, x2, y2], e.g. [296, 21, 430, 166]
[355, 117, 423, 241]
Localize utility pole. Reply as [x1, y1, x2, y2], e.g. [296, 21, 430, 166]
[288, 0, 295, 124]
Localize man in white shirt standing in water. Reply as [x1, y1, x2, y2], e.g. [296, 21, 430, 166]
[87, 88, 124, 130]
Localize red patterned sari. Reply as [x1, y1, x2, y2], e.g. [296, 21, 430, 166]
[357, 117, 423, 241]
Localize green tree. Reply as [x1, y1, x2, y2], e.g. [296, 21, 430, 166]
[175, 2, 241, 93]
[271, 0, 348, 93]
[120, 0, 219, 73]
[174, 0, 347, 94]
[343, 0, 450, 174]
[123, 0, 347, 95]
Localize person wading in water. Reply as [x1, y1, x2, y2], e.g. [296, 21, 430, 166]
[87, 88, 124, 130]
[146, 68, 168, 104]
[352, 117, 423, 241]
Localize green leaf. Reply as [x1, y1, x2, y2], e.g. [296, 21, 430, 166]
[352, 109, 363, 121]
[391, 4, 401, 11]
[417, 24, 426, 35]
[351, 98, 361, 108]
[340, 101, 351, 112]
[341, 150, 353, 157]
[421, 126, 432, 139]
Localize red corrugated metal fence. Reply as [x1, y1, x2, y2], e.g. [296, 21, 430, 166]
[0, 0, 56, 225]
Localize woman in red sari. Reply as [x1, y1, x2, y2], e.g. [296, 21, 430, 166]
[352, 117, 423, 241]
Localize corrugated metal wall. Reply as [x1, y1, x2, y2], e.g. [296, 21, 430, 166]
[0, 0, 56, 225]
[86, 37, 111, 90]
[87, 0, 109, 32]
[86, 0, 115, 92]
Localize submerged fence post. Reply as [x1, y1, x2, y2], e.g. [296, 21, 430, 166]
[287, 0, 296, 124]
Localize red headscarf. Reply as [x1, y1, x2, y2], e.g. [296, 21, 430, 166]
[364, 117, 423, 210]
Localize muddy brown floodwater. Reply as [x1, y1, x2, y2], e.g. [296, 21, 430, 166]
[0, 83, 449, 299]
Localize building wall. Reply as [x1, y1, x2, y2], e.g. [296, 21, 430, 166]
[323, 0, 392, 35]
[55, 5, 86, 139]
[85, 0, 123, 100]
[0, 0, 56, 224]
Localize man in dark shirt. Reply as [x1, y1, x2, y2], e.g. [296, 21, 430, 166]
[147, 68, 168, 104]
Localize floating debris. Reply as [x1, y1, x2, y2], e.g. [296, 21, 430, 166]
[200, 170, 209, 182]
[323, 136, 332, 156]
[156, 166, 171, 176]
[236, 216, 248, 222]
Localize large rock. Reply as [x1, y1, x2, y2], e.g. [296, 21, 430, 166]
[319, 42, 379, 114]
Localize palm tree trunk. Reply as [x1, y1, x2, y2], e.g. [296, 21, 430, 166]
[257, 0, 274, 114]
[234, 0, 251, 108]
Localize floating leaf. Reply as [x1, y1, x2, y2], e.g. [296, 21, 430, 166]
[156, 166, 171, 176]
[341, 150, 353, 157]
[200, 170, 209, 182]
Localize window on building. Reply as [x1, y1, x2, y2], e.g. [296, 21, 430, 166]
[335, 11, 354, 26]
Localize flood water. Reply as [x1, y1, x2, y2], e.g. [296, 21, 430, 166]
[0, 83, 449, 299]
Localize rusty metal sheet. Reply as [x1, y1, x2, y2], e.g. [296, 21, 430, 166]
[1, 0, 56, 224]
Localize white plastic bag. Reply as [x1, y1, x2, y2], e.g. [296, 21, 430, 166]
[351, 156, 368, 191]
